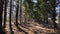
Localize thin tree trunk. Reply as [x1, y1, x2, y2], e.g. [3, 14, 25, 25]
[3, 0, 8, 28]
[15, 0, 19, 25]
[20, 0, 22, 23]
[9, 0, 12, 27]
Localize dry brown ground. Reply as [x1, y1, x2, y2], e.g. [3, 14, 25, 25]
[2, 20, 60, 34]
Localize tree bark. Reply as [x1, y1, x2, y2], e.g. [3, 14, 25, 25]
[3, 0, 8, 28]
[15, 0, 19, 25]
[0, 0, 4, 33]
[9, 0, 12, 29]
[20, 0, 22, 23]
[53, 0, 58, 28]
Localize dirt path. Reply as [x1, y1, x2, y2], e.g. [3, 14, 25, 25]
[3, 21, 60, 34]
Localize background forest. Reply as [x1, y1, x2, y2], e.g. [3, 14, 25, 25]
[0, 0, 60, 34]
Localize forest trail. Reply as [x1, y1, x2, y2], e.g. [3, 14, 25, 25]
[3, 20, 60, 34]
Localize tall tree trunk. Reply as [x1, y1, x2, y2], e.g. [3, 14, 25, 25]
[9, 0, 14, 34]
[3, 0, 8, 28]
[20, 0, 22, 23]
[15, 0, 19, 25]
[53, 0, 57, 28]
[0, 0, 4, 33]
[9, 0, 12, 28]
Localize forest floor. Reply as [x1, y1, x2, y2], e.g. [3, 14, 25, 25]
[2, 20, 60, 34]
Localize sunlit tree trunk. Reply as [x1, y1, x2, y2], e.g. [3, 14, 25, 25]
[58, 8, 60, 24]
